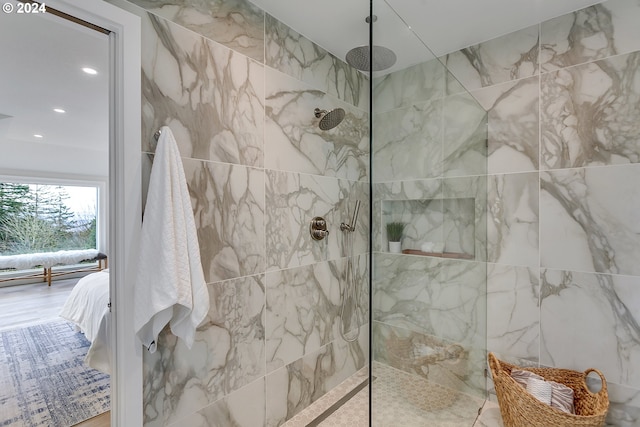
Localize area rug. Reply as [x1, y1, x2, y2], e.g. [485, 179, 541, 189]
[0, 320, 110, 426]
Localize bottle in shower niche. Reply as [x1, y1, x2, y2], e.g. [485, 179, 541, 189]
[386, 221, 405, 254]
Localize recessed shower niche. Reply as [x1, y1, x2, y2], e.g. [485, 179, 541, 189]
[382, 197, 477, 259]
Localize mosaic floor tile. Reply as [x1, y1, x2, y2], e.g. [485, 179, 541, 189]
[284, 363, 498, 427]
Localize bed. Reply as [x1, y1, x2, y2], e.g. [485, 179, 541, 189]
[59, 270, 111, 374]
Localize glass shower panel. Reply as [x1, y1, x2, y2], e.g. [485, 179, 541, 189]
[370, 0, 488, 425]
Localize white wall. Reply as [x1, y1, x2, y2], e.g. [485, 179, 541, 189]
[0, 137, 108, 178]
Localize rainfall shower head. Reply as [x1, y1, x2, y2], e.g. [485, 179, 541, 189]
[314, 107, 345, 131]
[346, 45, 397, 72]
[345, 15, 397, 72]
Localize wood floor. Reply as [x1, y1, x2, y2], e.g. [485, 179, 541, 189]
[0, 277, 78, 331]
[74, 411, 111, 427]
[0, 277, 111, 426]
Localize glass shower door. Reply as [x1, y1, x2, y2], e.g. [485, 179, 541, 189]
[370, 1, 488, 424]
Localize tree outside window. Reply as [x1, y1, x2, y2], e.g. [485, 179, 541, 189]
[0, 182, 97, 255]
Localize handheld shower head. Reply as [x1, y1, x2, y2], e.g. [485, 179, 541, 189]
[340, 200, 361, 233]
[350, 200, 361, 231]
[314, 107, 345, 131]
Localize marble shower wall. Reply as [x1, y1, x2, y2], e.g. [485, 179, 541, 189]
[109, 0, 370, 425]
[371, 50, 488, 404]
[441, 0, 640, 423]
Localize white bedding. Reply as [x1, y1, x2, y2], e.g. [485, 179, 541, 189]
[60, 270, 111, 374]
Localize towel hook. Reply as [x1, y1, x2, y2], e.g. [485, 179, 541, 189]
[153, 129, 162, 141]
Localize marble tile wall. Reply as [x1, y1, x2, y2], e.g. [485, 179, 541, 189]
[264, 15, 369, 110]
[109, 0, 640, 424]
[109, 0, 370, 425]
[440, 0, 640, 423]
[265, 327, 368, 426]
[371, 49, 489, 407]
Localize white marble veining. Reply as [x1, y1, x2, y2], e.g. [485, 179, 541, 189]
[443, 176, 488, 262]
[540, 165, 640, 276]
[540, 269, 640, 388]
[373, 254, 486, 350]
[264, 67, 369, 181]
[443, 92, 488, 177]
[265, 15, 368, 110]
[605, 381, 640, 427]
[471, 76, 539, 174]
[373, 59, 446, 114]
[265, 170, 369, 270]
[541, 50, 640, 170]
[143, 275, 266, 425]
[265, 328, 368, 426]
[265, 255, 369, 373]
[474, 400, 504, 427]
[140, 12, 265, 167]
[116, 0, 640, 424]
[488, 172, 539, 267]
[487, 263, 539, 362]
[183, 158, 265, 283]
[540, 0, 640, 72]
[373, 100, 443, 182]
[169, 379, 266, 427]
[127, 0, 265, 61]
[442, 25, 539, 91]
[118, 1, 368, 426]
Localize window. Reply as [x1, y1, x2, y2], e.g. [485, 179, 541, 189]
[0, 181, 98, 255]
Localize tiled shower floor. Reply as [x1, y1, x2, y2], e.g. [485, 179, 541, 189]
[283, 363, 504, 427]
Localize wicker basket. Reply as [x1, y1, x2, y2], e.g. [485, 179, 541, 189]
[488, 353, 609, 427]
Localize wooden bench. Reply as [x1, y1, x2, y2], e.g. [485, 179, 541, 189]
[0, 249, 107, 286]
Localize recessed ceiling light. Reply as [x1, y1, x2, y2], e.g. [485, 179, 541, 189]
[34, 134, 43, 138]
[82, 67, 98, 75]
[53, 108, 66, 113]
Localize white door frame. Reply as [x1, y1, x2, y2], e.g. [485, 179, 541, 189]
[48, 1, 143, 425]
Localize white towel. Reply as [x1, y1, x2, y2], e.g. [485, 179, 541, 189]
[511, 369, 575, 414]
[134, 126, 209, 353]
[526, 377, 553, 405]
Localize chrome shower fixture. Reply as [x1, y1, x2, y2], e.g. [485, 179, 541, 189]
[345, 14, 397, 72]
[339, 200, 362, 343]
[310, 216, 329, 241]
[314, 107, 345, 130]
[346, 45, 397, 72]
[340, 200, 361, 233]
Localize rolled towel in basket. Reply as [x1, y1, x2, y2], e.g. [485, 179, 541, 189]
[525, 377, 552, 405]
[548, 380, 575, 415]
[511, 369, 575, 414]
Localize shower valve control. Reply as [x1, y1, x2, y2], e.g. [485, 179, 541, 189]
[310, 217, 329, 241]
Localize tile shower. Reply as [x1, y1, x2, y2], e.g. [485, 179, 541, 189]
[105, 0, 640, 425]
[371, 39, 489, 423]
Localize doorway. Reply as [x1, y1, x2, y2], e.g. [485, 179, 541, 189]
[0, 5, 111, 426]
[0, 0, 142, 425]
